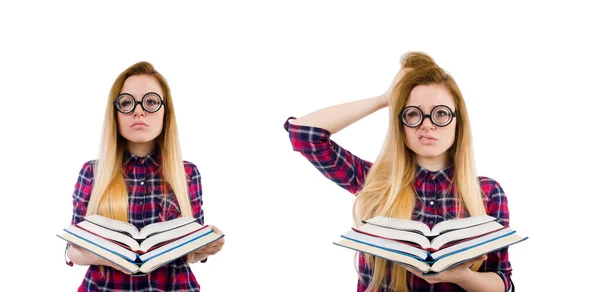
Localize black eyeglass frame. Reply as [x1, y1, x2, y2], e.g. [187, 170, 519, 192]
[113, 92, 165, 114]
[399, 105, 457, 128]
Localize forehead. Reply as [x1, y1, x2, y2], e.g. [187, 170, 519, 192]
[406, 84, 455, 110]
[121, 75, 164, 97]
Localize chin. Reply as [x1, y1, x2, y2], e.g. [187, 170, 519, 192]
[414, 149, 446, 159]
[123, 133, 157, 144]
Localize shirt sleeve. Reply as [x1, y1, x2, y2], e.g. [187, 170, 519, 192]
[66, 161, 95, 266]
[185, 162, 207, 263]
[284, 117, 372, 194]
[186, 162, 204, 223]
[479, 177, 513, 292]
[71, 161, 95, 225]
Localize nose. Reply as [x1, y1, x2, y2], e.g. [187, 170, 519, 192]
[419, 115, 435, 131]
[132, 101, 146, 117]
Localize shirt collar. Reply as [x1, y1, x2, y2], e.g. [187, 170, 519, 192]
[123, 149, 161, 174]
[414, 164, 454, 189]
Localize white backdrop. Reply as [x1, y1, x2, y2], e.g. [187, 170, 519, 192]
[1, 1, 598, 291]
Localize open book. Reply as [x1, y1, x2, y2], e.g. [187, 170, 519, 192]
[58, 215, 224, 276]
[334, 215, 527, 275]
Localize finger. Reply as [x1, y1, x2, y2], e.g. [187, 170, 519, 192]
[211, 226, 223, 235]
[403, 266, 422, 277]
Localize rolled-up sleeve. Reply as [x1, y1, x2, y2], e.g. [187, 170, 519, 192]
[284, 117, 372, 194]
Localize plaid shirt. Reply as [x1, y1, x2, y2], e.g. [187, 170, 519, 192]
[67, 151, 204, 292]
[284, 118, 513, 292]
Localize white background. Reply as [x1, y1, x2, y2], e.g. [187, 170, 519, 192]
[1, 1, 599, 291]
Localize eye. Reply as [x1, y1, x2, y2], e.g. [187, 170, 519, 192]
[407, 111, 420, 118]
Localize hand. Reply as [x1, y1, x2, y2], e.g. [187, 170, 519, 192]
[69, 243, 132, 275]
[190, 225, 225, 263]
[404, 255, 487, 285]
[379, 67, 413, 107]
[98, 257, 133, 275]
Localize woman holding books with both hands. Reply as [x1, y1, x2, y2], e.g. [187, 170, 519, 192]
[65, 61, 225, 291]
[284, 52, 513, 292]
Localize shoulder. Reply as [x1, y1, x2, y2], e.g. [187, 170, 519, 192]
[477, 176, 504, 195]
[477, 176, 510, 223]
[183, 160, 201, 178]
[78, 160, 97, 180]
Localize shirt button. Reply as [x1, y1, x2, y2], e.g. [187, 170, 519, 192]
[139, 201, 143, 205]
[429, 201, 434, 205]
[429, 221, 434, 225]
[140, 181, 145, 185]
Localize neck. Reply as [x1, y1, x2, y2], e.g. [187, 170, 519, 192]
[127, 141, 156, 157]
[416, 154, 450, 172]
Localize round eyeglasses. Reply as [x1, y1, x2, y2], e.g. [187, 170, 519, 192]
[399, 105, 456, 128]
[113, 92, 165, 114]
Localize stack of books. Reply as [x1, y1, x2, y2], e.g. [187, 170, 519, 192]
[58, 215, 224, 276]
[334, 215, 527, 275]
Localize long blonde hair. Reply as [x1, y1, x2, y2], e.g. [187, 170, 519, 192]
[353, 52, 486, 291]
[85, 61, 193, 222]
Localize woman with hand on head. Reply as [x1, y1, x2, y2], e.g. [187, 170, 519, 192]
[65, 61, 224, 291]
[284, 52, 513, 292]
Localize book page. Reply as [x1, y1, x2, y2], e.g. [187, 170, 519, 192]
[139, 227, 214, 262]
[138, 217, 197, 239]
[139, 232, 224, 274]
[77, 221, 140, 251]
[365, 216, 431, 235]
[431, 233, 527, 273]
[65, 225, 138, 261]
[430, 215, 496, 236]
[342, 230, 429, 260]
[139, 223, 207, 252]
[85, 215, 141, 238]
[334, 239, 432, 273]
[431, 227, 513, 260]
[429, 221, 504, 250]
[58, 232, 140, 274]
[355, 224, 431, 249]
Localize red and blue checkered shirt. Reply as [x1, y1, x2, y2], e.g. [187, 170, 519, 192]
[67, 151, 204, 292]
[284, 118, 513, 292]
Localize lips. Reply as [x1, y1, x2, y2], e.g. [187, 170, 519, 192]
[131, 122, 148, 127]
[418, 135, 437, 141]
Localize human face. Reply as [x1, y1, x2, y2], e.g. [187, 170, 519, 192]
[116, 75, 165, 148]
[402, 83, 457, 169]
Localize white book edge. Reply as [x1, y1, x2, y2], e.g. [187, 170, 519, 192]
[58, 232, 140, 274]
[431, 227, 514, 260]
[342, 230, 429, 260]
[139, 227, 214, 262]
[139, 232, 224, 274]
[357, 224, 431, 249]
[77, 221, 141, 251]
[65, 225, 137, 261]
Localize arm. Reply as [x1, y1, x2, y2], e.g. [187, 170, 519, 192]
[478, 178, 513, 291]
[65, 161, 130, 273]
[288, 95, 388, 134]
[284, 68, 408, 193]
[185, 163, 224, 263]
[288, 68, 406, 134]
[284, 119, 372, 194]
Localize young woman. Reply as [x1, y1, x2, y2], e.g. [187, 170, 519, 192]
[284, 52, 513, 292]
[65, 61, 224, 291]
